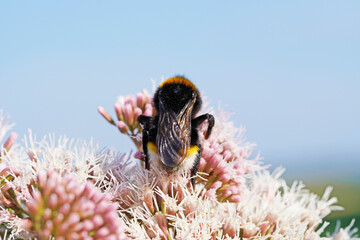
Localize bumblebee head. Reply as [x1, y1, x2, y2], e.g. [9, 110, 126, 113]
[153, 76, 202, 171]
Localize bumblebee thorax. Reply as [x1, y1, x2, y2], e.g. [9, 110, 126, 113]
[154, 76, 202, 115]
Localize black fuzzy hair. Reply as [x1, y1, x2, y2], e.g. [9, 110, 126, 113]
[153, 76, 202, 116]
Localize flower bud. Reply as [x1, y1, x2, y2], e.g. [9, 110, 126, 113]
[117, 121, 128, 134]
[114, 102, 124, 121]
[134, 151, 145, 161]
[136, 92, 146, 109]
[26, 171, 128, 239]
[125, 95, 136, 108]
[223, 220, 237, 238]
[154, 212, 169, 238]
[123, 104, 134, 127]
[143, 187, 155, 214]
[97, 106, 115, 125]
[3, 132, 18, 152]
[143, 103, 153, 116]
[134, 107, 143, 124]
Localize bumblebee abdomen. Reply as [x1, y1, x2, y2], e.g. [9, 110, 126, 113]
[147, 141, 200, 173]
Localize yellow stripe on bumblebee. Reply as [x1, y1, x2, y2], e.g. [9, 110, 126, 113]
[147, 142, 198, 157]
[147, 142, 157, 152]
[188, 145, 199, 156]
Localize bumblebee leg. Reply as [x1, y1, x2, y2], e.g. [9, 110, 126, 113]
[138, 115, 152, 130]
[190, 147, 201, 188]
[142, 130, 150, 170]
[138, 115, 153, 170]
[192, 114, 215, 139]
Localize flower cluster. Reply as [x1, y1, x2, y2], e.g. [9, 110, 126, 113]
[0, 84, 359, 240]
[26, 171, 128, 240]
[106, 160, 350, 239]
[99, 91, 265, 204]
[0, 115, 130, 239]
[196, 108, 265, 202]
[98, 89, 153, 150]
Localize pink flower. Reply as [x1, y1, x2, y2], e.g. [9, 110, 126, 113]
[98, 106, 115, 125]
[3, 132, 18, 152]
[26, 171, 129, 240]
[98, 89, 154, 151]
[0, 167, 23, 211]
[196, 109, 265, 202]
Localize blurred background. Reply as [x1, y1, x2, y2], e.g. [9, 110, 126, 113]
[0, 1, 359, 230]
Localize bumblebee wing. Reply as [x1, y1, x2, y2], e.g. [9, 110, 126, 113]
[157, 112, 189, 169]
[156, 100, 192, 170]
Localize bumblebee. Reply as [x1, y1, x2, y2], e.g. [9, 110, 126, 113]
[138, 76, 215, 186]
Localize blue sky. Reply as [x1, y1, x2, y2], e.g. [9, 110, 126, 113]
[0, 1, 359, 181]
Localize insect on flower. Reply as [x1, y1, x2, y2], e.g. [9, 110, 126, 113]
[138, 76, 215, 186]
